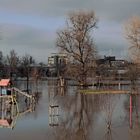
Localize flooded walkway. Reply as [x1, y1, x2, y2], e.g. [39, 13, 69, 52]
[0, 81, 140, 140]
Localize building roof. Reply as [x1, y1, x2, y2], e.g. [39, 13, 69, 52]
[0, 79, 11, 87]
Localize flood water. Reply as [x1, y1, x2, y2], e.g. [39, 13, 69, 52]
[0, 80, 140, 140]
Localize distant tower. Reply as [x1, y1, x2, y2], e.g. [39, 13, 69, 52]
[109, 48, 113, 56]
[120, 48, 126, 59]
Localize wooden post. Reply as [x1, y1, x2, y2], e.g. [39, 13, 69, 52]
[118, 82, 121, 90]
[59, 76, 65, 87]
[130, 95, 132, 129]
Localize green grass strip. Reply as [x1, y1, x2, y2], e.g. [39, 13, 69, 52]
[79, 89, 131, 94]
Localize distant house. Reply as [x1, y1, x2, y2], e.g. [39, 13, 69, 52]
[48, 53, 67, 66]
[97, 56, 128, 68]
[97, 56, 115, 66]
[96, 56, 128, 78]
[111, 60, 127, 68]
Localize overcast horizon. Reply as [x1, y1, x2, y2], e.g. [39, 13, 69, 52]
[0, 0, 140, 62]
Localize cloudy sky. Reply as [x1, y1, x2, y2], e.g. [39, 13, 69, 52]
[0, 0, 140, 62]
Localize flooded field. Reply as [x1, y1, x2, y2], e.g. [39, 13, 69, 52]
[0, 80, 140, 140]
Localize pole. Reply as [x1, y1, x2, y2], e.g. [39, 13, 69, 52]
[130, 95, 132, 129]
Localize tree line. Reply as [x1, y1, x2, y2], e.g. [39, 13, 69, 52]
[0, 50, 45, 79]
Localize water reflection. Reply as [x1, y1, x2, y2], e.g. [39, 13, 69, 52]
[128, 94, 140, 140]
[47, 83, 140, 140]
[99, 94, 119, 140]
[29, 81, 140, 140]
[48, 82, 60, 127]
[1, 80, 140, 140]
[47, 85, 97, 140]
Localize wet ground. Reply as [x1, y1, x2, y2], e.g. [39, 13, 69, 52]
[0, 80, 140, 140]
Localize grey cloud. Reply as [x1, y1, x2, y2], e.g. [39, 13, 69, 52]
[2, 24, 53, 47]
[100, 0, 140, 21]
[0, 0, 140, 21]
[1, 24, 57, 62]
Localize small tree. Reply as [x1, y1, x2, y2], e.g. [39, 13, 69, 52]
[56, 11, 98, 85]
[125, 16, 140, 64]
[0, 51, 5, 78]
[20, 54, 35, 93]
[7, 49, 19, 79]
[127, 63, 139, 90]
[31, 66, 42, 92]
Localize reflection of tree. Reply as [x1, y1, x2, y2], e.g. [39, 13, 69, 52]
[104, 128, 113, 140]
[48, 82, 59, 127]
[128, 95, 140, 140]
[129, 118, 140, 140]
[100, 94, 120, 140]
[48, 83, 130, 140]
[48, 87, 101, 140]
[33, 91, 42, 105]
[31, 67, 44, 94]
[103, 95, 116, 126]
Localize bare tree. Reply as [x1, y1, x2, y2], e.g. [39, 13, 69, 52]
[31, 67, 42, 92]
[0, 51, 5, 77]
[20, 54, 35, 93]
[127, 63, 139, 90]
[56, 11, 98, 85]
[125, 16, 140, 64]
[0, 51, 3, 63]
[7, 49, 19, 79]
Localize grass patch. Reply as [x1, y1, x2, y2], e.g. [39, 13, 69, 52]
[79, 89, 131, 94]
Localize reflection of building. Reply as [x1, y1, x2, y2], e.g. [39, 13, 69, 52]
[49, 105, 59, 126]
[47, 53, 67, 77]
[48, 84, 59, 126]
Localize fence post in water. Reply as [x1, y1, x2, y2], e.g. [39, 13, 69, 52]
[59, 76, 65, 87]
[129, 94, 132, 129]
[118, 82, 121, 90]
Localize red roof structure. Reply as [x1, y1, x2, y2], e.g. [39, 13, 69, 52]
[0, 119, 11, 127]
[0, 79, 11, 87]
